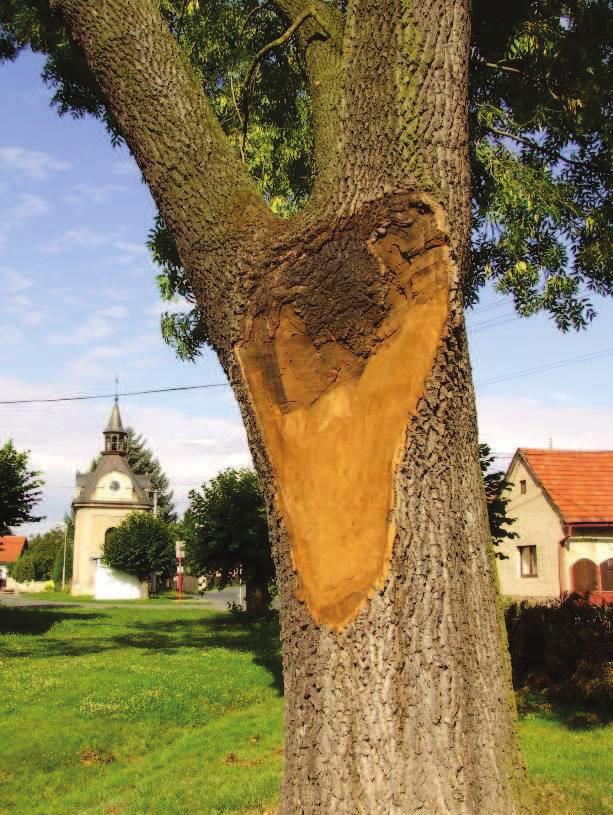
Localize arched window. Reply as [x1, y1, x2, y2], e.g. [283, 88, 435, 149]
[105, 527, 117, 545]
[572, 558, 598, 593]
[600, 559, 613, 592]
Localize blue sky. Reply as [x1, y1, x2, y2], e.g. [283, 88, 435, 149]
[1, 50, 611, 534]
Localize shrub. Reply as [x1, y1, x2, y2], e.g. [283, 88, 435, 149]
[505, 593, 612, 711]
[566, 710, 601, 730]
[10, 555, 35, 583]
[102, 512, 175, 589]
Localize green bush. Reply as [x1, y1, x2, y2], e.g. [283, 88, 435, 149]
[102, 512, 175, 589]
[10, 555, 35, 583]
[505, 593, 612, 711]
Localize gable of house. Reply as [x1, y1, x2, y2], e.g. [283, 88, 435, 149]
[495, 455, 564, 598]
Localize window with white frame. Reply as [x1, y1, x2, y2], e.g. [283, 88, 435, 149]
[519, 545, 537, 577]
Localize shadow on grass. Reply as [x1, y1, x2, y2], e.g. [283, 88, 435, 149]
[0, 606, 106, 636]
[0, 606, 283, 694]
[518, 692, 612, 730]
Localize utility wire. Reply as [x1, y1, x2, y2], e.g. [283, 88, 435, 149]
[477, 348, 612, 387]
[2, 349, 611, 405]
[0, 382, 229, 405]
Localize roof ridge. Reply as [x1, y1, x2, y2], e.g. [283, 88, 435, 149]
[519, 448, 613, 454]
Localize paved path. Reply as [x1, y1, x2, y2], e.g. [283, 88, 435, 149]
[0, 586, 242, 611]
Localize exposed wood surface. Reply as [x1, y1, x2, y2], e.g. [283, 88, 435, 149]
[237, 208, 450, 627]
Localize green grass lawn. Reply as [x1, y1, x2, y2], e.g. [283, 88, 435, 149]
[19, 591, 199, 604]
[0, 605, 610, 815]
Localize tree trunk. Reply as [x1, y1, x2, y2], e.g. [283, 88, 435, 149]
[48, 0, 526, 811]
[245, 579, 272, 618]
[228, 199, 525, 813]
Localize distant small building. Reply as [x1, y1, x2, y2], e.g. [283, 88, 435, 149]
[0, 536, 28, 589]
[72, 399, 152, 596]
[497, 449, 613, 604]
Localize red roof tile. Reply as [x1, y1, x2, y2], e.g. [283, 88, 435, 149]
[0, 536, 28, 563]
[519, 449, 613, 524]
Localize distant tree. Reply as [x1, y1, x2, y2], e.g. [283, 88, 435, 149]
[102, 512, 175, 591]
[52, 513, 74, 588]
[9, 527, 63, 582]
[0, 439, 44, 534]
[10, 555, 34, 584]
[184, 469, 274, 618]
[480, 443, 517, 558]
[90, 426, 176, 521]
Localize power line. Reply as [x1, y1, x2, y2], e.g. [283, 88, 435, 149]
[0, 382, 229, 406]
[476, 348, 612, 387]
[2, 348, 611, 406]
[468, 314, 519, 333]
[470, 297, 514, 315]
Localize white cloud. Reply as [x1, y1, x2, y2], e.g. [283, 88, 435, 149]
[46, 305, 127, 346]
[0, 376, 248, 534]
[145, 297, 191, 316]
[0, 267, 33, 292]
[11, 193, 50, 220]
[42, 227, 110, 254]
[63, 183, 126, 206]
[42, 230, 149, 258]
[23, 311, 44, 327]
[0, 146, 70, 179]
[477, 394, 613, 470]
[114, 240, 148, 255]
[112, 159, 140, 177]
[0, 326, 23, 344]
[99, 305, 128, 319]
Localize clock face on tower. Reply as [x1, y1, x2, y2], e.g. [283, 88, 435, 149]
[109, 480, 121, 492]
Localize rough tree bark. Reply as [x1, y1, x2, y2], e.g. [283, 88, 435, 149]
[50, 0, 526, 811]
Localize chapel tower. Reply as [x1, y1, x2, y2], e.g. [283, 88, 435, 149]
[71, 399, 152, 595]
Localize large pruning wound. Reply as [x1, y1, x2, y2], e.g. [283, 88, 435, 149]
[237, 202, 452, 628]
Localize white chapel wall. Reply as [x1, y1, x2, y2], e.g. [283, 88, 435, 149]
[72, 506, 148, 595]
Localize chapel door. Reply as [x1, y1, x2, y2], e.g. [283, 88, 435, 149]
[600, 558, 613, 592]
[572, 558, 598, 593]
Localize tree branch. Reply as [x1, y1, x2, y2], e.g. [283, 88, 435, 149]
[241, 7, 329, 154]
[49, 0, 272, 324]
[269, 0, 345, 209]
[243, 8, 328, 95]
[489, 127, 583, 167]
[484, 61, 521, 75]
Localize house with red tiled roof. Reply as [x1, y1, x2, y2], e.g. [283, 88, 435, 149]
[496, 449, 613, 604]
[0, 536, 28, 589]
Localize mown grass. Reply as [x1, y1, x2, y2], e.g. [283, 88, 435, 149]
[0, 606, 283, 815]
[19, 591, 198, 604]
[0, 605, 610, 814]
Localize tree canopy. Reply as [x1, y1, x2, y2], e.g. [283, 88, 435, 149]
[10, 526, 63, 582]
[102, 511, 176, 585]
[479, 443, 517, 557]
[1, 0, 609, 357]
[184, 468, 275, 615]
[0, 439, 44, 534]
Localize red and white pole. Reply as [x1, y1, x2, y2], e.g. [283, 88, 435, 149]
[176, 540, 184, 597]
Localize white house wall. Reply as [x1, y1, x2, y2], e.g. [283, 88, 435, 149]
[561, 536, 613, 592]
[496, 458, 564, 598]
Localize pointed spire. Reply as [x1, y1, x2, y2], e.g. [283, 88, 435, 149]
[105, 397, 126, 433]
[103, 397, 128, 455]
